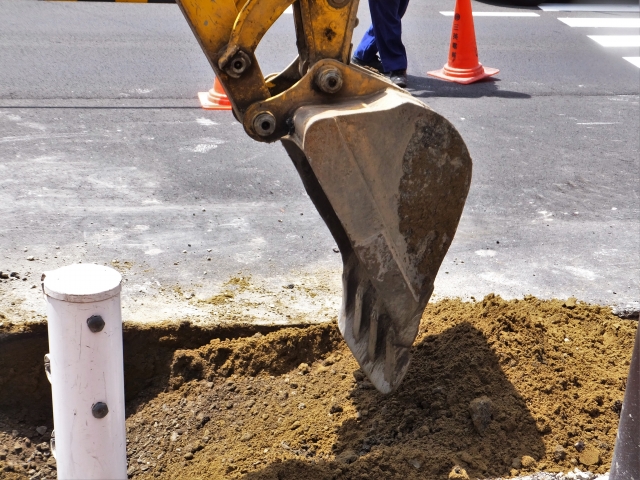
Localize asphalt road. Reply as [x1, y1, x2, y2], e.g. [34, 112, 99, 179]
[0, 0, 638, 324]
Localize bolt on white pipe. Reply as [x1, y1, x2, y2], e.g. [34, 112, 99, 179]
[42, 263, 127, 480]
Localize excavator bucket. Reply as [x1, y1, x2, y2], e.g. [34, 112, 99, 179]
[175, 0, 472, 393]
[282, 89, 472, 393]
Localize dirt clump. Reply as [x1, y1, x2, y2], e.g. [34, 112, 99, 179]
[0, 295, 636, 480]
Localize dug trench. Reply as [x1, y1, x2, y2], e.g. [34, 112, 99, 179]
[0, 296, 636, 480]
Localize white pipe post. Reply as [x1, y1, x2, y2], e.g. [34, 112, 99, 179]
[42, 263, 127, 480]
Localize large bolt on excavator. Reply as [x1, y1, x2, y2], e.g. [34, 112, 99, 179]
[177, 0, 473, 393]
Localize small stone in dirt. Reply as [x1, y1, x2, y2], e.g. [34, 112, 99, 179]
[27, 256, 34, 261]
[0, 449, 6, 460]
[611, 400, 623, 416]
[511, 457, 522, 469]
[448, 465, 470, 480]
[574, 441, 585, 452]
[329, 404, 343, 414]
[226, 401, 234, 409]
[127, 465, 136, 475]
[563, 297, 577, 309]
[469, 396, 493, 434]
[298, 403, 306, 410]
[188, 443, 203, 453]
[13, 442, 23, 453]
[290, 421, 301, 430]
[184, 452, 194, 460]
[170, 431, 180, 442]
[579, 447, 600, 466]
[336, 449, 358, 465]
[554, 445, 567, 461]
[407, 458, 422, 469]
[521, 455, 536, 468]
[196, 415, 210, 428]
[240, 433, 253, 442]
[298, 363, 310, 374]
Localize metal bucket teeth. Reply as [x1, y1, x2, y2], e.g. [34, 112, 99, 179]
[282, 88, 472, 393]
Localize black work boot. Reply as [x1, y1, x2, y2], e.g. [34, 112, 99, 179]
[351, 55, 384, 74]
[388, 70, 407, 88]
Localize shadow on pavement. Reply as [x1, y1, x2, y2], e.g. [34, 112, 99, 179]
[242, 322, 545, 480]
[408, 75, 531, 99]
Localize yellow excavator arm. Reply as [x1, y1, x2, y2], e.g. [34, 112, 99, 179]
[177, 0, 472, 393]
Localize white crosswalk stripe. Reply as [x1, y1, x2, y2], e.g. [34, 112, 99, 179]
[588, 35, 640, 47]
[540, 4, 639, 12]
[623, 57, 640, 67]
[439, 11, 539, 17]
[558, 18, 640, 28]
[556, 13, 640, 68]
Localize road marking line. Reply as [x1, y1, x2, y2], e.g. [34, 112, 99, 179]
[440, 11, 539, 16]
[588, 35, 640, 47]
[559, 18, 640, 28]
[623, 56, 640, 67]
[576, 122, 620, 125]
[540, 4, 639, 12]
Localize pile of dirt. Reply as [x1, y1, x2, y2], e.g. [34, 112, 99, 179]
[0, 296, 636, 480]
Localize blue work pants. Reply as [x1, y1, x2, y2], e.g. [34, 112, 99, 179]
[353, 0, 410, 72]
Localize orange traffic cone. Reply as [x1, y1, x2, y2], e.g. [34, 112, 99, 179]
[428, 0, 498, 84]
[198, 76, 232, 110]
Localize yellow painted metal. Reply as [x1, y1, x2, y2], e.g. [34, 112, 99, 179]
[179, 0, 362, 116]
[177, 0, 270, 115]
[178, 0, 238, 60]
[295, 0, 359, 68]
[219, 0, 296, 69]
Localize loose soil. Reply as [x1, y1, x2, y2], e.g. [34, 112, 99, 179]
[0, 295, 636, 480]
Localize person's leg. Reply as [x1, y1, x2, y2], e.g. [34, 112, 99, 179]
[369, 0, 407, 72]
[353, 24, 379, 64]
[398, 0, 410, 20]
